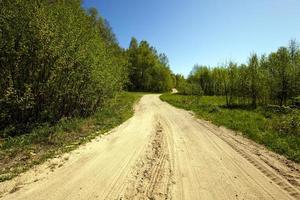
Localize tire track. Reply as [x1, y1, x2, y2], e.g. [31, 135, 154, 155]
[197, 119, 300, 199]
[121, 122, 173, 200]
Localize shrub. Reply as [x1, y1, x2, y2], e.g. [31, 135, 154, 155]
[292, 96, 300, 107]
[0, 1, 127, 137]
[271, 111, 300, 136]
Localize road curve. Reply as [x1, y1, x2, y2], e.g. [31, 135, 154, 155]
[0, 94, 299, 200]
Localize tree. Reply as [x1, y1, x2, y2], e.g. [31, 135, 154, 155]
[0, 0, 128, 136]
[184, 40, 299, 107]
[268, 47, 293, 105]
[189, 65, 213, 95]
[127, 39, 173, 92]
[289, 39, 300, 98]
[248, 54, 260, 107]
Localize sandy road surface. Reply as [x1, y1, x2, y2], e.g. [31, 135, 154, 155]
[0, 94, 299, 200]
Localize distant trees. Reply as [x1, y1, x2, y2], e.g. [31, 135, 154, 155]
[189, 66, 213, 95]
[173, 74, 203, 95]
[127, 38, 174, 92]
[186, 40, 300, 107]
[0, 0, 128, 136]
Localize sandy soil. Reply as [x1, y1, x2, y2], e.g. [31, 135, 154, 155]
[0, 94, 299, 200]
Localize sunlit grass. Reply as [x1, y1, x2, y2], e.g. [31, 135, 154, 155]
[0, 92, 144, 182]
[160, 93, 300, 163]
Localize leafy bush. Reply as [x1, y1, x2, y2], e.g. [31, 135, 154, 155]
[178, 82, 203, 96]
[270, 111, 300, 136]
[292, 96, 300, 107]
[209, 106, 221, 113]
[264, 105, 293, 114]
[0, 1, 127, 137]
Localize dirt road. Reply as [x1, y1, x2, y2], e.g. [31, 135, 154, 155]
[1, 94, 299, 200]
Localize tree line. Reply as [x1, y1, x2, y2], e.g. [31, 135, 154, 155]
[0, 0, 173, 137]
[127, 38, 174, 92]
[177, 40, 300, 108]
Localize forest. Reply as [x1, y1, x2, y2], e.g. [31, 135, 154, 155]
[0, 0, 174, 138]
[176, 40, 300, 108]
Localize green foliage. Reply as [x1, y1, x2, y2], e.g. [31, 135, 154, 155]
[160, 94, 300, 162]
[267, 47, 294, 105]
[127, 38, 174, 92]
[184, 40, 300, 107]
[0, 1, 128, 137]
[174, 74, 203, 95]
[0, 92, 143, 182]
[271, 112, 300, 136]
[292, 96, 300, 107]
[189, 66, 214, 95]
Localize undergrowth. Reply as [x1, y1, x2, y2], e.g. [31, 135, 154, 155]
[0, 92, 144, 182]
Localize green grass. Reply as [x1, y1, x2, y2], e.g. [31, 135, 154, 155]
[0, 92, 144, 182]
[160, 93, 300, 163]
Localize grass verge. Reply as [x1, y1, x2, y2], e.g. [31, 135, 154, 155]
[160, 93, 300, 163]
[0, 92, 144, 182]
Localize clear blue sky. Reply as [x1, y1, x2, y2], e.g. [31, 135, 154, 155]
[83, 0, 300, 76]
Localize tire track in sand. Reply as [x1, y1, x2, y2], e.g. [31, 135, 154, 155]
[121, 121, 173, 200]
[196, 119, 300, 199]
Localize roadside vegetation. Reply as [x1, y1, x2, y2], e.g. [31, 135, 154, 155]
[160, 94, 300, 162]
[0, 0, 174, 181]
[162, 40, 300, 163]
[0, 0, 127, 138]
[0, 92, 143, 182]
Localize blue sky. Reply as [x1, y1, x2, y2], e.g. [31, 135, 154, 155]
[83, 0, 300, 76]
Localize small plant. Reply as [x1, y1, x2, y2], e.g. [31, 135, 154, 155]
[271, 112, 300, 136]
[292, 96, 300, 108]
[208, 106, 220, 113]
